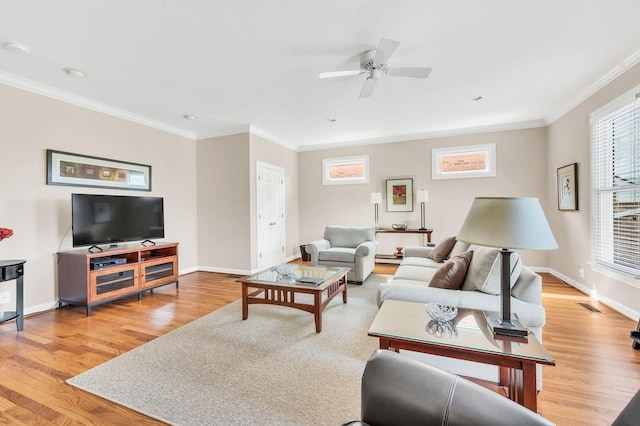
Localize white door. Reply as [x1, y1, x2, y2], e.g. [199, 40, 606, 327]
[257, 162, 285, 270]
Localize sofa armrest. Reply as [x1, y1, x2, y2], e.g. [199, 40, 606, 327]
[305, 239, 330, 254]
[403, 246, 434, 258]
[360, 350, 554, 426]
[355, 241, 377, 257]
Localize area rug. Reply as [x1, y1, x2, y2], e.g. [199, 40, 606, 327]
[67, 274, 391, 425]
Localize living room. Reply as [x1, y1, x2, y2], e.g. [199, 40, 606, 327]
[1, 1, 640, 424]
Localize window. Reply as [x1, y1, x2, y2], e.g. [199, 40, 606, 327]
[322, 155, 369, 185]
[431, 144, 496, 180]
[591, 87, 640, 278]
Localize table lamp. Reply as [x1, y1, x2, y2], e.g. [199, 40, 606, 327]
[457, 197, 557, 337]
[371, 192, 382, 229]
[417, 190, 429, 230]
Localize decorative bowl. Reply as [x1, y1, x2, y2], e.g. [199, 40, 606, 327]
[391, 224, 407, 230]
[275, 264, 298, 279]
[425, 303, 458, 322]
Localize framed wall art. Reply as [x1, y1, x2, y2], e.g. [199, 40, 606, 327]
[386, 178, 413, 212]
[47, 149, 152, 191]
[557, 163, 578, 211]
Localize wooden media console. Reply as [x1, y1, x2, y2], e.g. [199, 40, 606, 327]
[57, 242, 179, 315]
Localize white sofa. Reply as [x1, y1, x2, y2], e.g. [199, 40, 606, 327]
[376, 240, 547, 386]
[305, 225, 377, 283]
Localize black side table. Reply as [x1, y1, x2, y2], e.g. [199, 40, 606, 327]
[0, 260, 26, 331]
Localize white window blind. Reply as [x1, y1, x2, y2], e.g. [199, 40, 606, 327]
[592, 91, 640, 277]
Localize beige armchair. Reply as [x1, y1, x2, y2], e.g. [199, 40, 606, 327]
[305, 225, 376, 283]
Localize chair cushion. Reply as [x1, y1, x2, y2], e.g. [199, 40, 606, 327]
[429, 250, 473, 290]
[318, 247, 356, 263]
[427, 237, 457, 263]
[323, 225, 374, 248]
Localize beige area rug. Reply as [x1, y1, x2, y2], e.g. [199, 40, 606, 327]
[67, 274, 391, 426]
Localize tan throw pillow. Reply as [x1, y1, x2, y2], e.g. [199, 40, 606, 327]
[428, 250, 474, 290]
[427, 237, 457, 263]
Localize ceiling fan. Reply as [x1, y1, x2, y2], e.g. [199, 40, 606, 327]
[319, 38, 432, 98]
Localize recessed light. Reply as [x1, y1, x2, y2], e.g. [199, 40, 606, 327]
[3, 41, 30, 54]
[183, 114, 197, 120]
[63, 67, 87, 79]
[470, 95, 483, 101]
[326, 118, 337, 122]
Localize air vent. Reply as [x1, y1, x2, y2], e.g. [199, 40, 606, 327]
[578, 302, 603, 313]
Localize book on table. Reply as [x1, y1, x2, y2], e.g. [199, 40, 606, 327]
[295, 277, 324, 286]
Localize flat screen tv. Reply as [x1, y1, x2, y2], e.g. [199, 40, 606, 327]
[72, 194, 164, 248]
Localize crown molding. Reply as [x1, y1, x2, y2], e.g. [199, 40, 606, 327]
[297, 119, 547, 152]
[0, 71, 197, 139]
[195, 125, 251, 140]
[249, 125, 299, 152]
[546, 47, 640, 125]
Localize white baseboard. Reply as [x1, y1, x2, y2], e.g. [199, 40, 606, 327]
[197, 266, 252, 275]
[24, 300, 59, 316]
[543, 267, 640, 321]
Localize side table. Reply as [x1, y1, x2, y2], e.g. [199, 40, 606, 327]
[0, 259, 26, 331]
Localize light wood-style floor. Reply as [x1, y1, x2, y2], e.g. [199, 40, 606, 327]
[0, 262, 638, 425]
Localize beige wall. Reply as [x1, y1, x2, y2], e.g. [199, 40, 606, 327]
[0, 83, 198, 314]
[196, 133, 251, 273]
[298, 127, 549, 266]
[196, 132, 300, 273]
[547, 63, 640, 318]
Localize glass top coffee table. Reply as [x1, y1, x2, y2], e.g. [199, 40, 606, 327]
[237, 264, 350, 333]
[368, 299, 555, 412]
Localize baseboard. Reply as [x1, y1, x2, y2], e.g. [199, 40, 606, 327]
[543, 267, 640, 321]
[197, 266, 252, 275]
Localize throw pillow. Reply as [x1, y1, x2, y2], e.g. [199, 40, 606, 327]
[428, 250, 474, 290]
[427, 237, 457, 263]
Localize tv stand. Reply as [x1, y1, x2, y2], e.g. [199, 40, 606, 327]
[141, 239, 156, 247]
[88, 244, 104, 253]
[57, 242, 179, 316]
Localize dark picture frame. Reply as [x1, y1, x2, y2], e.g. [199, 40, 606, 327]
[386, 178, 413, 212]
[557, 163, 578, 211]
[47, 149, 152, 191]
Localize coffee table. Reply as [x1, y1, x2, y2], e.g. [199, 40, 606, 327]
[237, 265, 350, 333]
[368, 300, 555, 412]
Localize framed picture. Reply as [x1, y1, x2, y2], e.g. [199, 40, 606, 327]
[386, 178, 413, 212]
[557, 163, 578, 211]
[47, 149, 152, 191]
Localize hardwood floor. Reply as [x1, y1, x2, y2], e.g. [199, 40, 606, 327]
[0, 263, 638, 425]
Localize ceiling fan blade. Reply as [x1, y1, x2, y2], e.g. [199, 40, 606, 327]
[319, 70, 362, 79]
[359, 77, 377, 98]
[387, 67, 432, 79]
[374, 38, 400, 64]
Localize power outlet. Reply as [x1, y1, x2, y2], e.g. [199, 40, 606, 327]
[578, 266, 585, 278]
[0, 291, 10, 304]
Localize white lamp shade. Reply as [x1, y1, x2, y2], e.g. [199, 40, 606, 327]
[417, 190, 429, 203]
[457, 197, 558, 250]
[371, 191, 382, 204]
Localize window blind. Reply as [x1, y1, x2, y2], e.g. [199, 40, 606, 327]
[592, 92, 640, 277]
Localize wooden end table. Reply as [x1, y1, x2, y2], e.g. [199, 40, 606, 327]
[237, 265, 350, 333]
[368, 300, 555, 413]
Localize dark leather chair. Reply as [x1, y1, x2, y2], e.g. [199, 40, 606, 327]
[345, 349, 569, 426]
